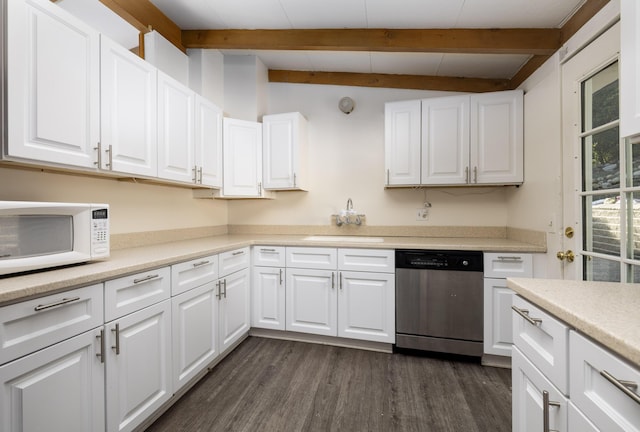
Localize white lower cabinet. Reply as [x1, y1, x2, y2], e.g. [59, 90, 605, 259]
[105, 300, 172, 432]
[252, 265, 286, 330]
[0, 328, 105, 432]
[286, 267, 337, 336]
[218, 268, 251, 352]
[512, 346, 568, 432]
[568, 402, 599, 432]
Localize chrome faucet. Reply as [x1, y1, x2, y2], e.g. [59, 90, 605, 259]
[335, 198, 361, 226]
[346, 198, 353, 211]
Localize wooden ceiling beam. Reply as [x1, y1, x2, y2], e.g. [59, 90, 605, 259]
[99, 0, 185, 52]
[268, 70, 511, 93]
[182, 28, 560, 55]
[560, 0, 611, 44]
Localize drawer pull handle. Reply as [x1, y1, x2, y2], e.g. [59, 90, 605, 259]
[222, 279, 227, 299]
[216, 281, 222, 300]
[34, 296, 81, 311]
[497, 256, 522, 261]
[261, 248, 277, 252]
[600, 370, 640, 404]
[192, 260, 210, 268]
[511, 306, 542, 326]
[232, 250, 245, 256]
[279, 268, 283, 285]
[542, 390, 561, 432]
[133, 274, 159, 284]
[96, 329, 105, 364]
[111, 323, 120, 355]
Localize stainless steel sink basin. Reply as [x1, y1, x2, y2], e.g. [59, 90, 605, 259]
[303, 235, 384, 243]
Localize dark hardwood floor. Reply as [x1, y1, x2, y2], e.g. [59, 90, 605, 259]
[146, 337, 512, 432]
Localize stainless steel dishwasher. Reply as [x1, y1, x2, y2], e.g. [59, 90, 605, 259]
[395, 249, 484, 357]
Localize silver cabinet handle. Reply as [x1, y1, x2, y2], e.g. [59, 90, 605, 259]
[600, 370, 640, 405]
[106, 144, 113, 169]
[216, 281, 222, 300]
[222, 279, 227, 299]
[192, 260, 210, 268]
[261, 248, 276, 253]
[386, 169, 390, 185]
[96, 329, 105, 364]
[293, 172, 297, 188]
[331, 272, 335, 289]
[339, 272, 343, 290]
[497, 256, 522, 261]
[258, 181, 262, 195]
[232, 250, 245, 256]
[542, 390, 560, 432]
[473, 166, 478, 183]
[512, 306, 542, 326]
[133, 274, 159, 284]
[111, 323, 120, 355]
[197, 166, 203, 184]
[95, 142, 102, 167]
[34, 296, 81, 312]
[279, 268, 283, 285]
[192, 165, 198, 183]
[465, 166, 470, 183]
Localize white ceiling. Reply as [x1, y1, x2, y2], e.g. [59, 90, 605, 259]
[60, 0, 588, 80]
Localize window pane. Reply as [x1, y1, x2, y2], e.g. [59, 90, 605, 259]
[584, 255, 620, 281]
[582, 62, 619, 131]
[627, 192, 640, 261]
[583, 194, 620, 256]
[626, 139, 640, 187]
[582, 126, 620, 192]
[629, 264, 640, 283]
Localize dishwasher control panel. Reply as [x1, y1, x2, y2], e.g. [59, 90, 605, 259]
[395, 250, 483, 272]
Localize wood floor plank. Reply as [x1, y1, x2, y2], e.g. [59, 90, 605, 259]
[146, 337, 511, 432]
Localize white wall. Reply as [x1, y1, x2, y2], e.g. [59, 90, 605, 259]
[223, 55, 268, 121]
[0, 167, 228, 235]
[188, 49, 225, 107]
[228, 84, 510, 227]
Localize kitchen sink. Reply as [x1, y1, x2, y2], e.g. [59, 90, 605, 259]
[303, 235, 384, 243]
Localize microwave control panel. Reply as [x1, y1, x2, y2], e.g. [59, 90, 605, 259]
[91, 207, 110, 257]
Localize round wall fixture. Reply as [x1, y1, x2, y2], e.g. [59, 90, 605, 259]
[338, 97, 355, 114]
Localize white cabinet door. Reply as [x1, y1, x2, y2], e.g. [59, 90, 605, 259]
[483, 278, 515, 357]
[100, 35, 157, 177]
[157, 71, 195, 183]
[338, 271, 395, 343]
[0, 329, 104, 432]
[6, 0, 99, 169]
[262, 112, 308, 190]
[286, 268, 337, 336]
[384, 100, 422, 186]
[105, 301, 172, 432]
[223, 118, 263, 197]
[621, 0, 640, 138]
[172, 282, 218, 391]
[252, 266, 286, 330]
[512, 347, 568, 432]
[421, 95, 470, 185]
[568, 402, 599, 432]
[470, 89, 523, 184]
[218, 268, 250, 352]
[195, 95, 223, 188]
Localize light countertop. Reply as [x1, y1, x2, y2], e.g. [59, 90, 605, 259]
[0, 234, 543, 305]
[508, 277, 640, 368]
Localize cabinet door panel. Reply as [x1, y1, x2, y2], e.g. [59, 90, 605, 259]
[101, 36, 157, 177]
[483, 278, 515, 357]
[223, 118, 262, 196]
[286, 268, 336, 336]
[384, 100, 422, 185]
[219, 269, 250, 352]
[0, 329, 104, 432]
[338, 271, 394, 343]
[252, 266, 285, 330]
[195, 96, 223, 187]
[421, 96, 470, 185]
[6, 0, 99, 168]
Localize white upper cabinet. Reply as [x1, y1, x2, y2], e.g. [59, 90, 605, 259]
[621, 0, 640, 139]
[5, 0, 99, 169]
[384, 100, 422, 186]
[100, 35, 158, 177]
[223, 118, 263, 197]
[262, 112, 308, 190]
[195, 95, 223, 188]
[471, 90, 524, 184]
[157, 71, 196, 183]
[385, 90, 523, 186]
[421, 95, 470, 185]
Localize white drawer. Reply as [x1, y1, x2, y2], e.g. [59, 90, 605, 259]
[512, 295, 570, 395]
[338, 248, 394, 273]
[484, 253, 533, 278]
[252, 246, 286, 267]
[570, 331, 640, 432]
[105, 267, 170, 321]
[171, 255, 218, 296]
[286, 247, 337, 270]
[0, 284, 103, 365]
[219, 247, 250, 278]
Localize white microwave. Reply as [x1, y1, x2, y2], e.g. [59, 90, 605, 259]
[0, 201, 110, 276]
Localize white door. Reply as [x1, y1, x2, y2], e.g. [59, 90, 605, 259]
[384, 100, 422, 186]
[421, 95, 470, 185]
[218, 269, 250, 352]
[263, 112, 297, 189]
[101, 35, 157, 177]
[252, 266, 286, 330]
[171, 282, 218, 391]
[6, 0, 99, 169]
[561, 23, 631, 281]
[106, 301, 172, 432]
[470, 90, 524, 184]
[0, 329, 104, 432]
[483, 278, 515, 357]
[195, 96, 223, 188]
[223, 118, 263, 196]
[286, 268, 337, 336]
[157, 71, 195, 183]
[337, 271, 395, 343]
